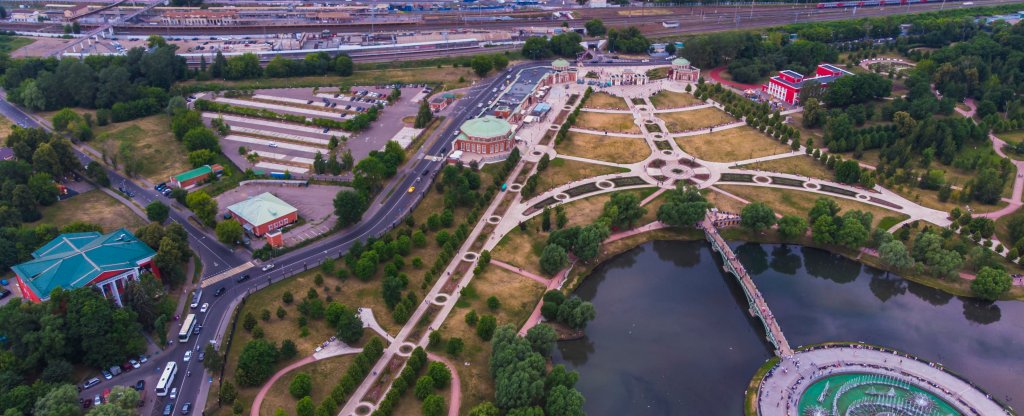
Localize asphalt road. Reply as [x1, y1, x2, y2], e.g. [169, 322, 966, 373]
[0, 59, 555, 414]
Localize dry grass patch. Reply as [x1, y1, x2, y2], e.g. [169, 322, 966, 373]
[650, 90, 703, 109]
[837, 149, 882, 168]
[536, 158, 629, 195]
[436, 266, 546, 412]
[259, 355, 356, 415]
[705, 188, 750, 214]
[574, 112, 640, 134]
[93, 114, 191, 185]
[739, 155, 834, 180]
[716, 185, 905, 228]
[675, 126, 791, 162]
[556, 132, 650, 163]
[491, 218, 546, 277]
[0, 113, 15, 139]
[659, 107, 737, 132]
[33, 189, 147, 232]
[888, 184, 1007, 214]
[583, 92, 630, 111]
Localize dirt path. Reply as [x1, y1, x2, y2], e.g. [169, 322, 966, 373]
[427, 353, 461, 416]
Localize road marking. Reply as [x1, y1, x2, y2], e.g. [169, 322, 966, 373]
[201, 261, 254, 288]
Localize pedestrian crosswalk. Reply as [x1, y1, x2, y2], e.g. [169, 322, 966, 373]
[201, 261, 254, 288]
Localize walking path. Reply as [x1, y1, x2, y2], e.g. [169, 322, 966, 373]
[358, 308, 396, 344]
[426, 353, 461, 416]
[707, 66, 761, 90]
[758, 344, 1011, 416]
[251, 342, 362, 416]
[978, 133, 1024, 221]
[517, 266, 571, 336]
[490, 259, 551, 286]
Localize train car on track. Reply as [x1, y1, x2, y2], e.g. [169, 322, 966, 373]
[817, 0, 928, 8]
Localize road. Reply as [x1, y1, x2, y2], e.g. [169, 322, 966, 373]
[0, 59, 553, 414]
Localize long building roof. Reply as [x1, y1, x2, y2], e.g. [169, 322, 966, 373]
[460, 116, 512, 139]
[12, 229, 156, 300]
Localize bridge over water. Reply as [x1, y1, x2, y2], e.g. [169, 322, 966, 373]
[701, 212, 793, 357]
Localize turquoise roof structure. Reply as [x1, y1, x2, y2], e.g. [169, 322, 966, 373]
[460, 116, 512, 139]
[672, 57, 691, 67]
[227, 192, 298, 226]
[552, 59, 571, 68]
[12, 229, 157, 301]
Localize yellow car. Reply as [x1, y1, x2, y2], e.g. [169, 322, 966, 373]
[407, 186, 415, 193]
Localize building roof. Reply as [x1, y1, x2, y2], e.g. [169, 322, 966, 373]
[460, 116, 512, 139]
[174, 165, 213, 182]
[780, 70, 804, 79]
[12, 229, 156, 301]
[672, 57, 690, 67]
[552, 59, 570, 68]
[819, 63, 853, 76]
[228, 192, 298, 226]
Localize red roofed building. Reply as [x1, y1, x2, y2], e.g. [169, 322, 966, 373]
[762, 64, 852, 105]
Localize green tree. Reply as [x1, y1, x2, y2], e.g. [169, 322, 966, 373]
[203, 343, 224, 372]
[427, 361, 452, 388]
[836, 216, 869, 249]
[296, 396, 315, 416]
[476, 315, 497, 340]
[51, 108, 82, 132]
[585, 19, 607, 36]
[32, 384, 80, 416]
[486, 296, 501, 310]
[334, 190, 368, 228]
[879, 240, 914, 269]
[521, 37, 552, 60]
[216, 220, 244, 245]
[106, 386, 139, 410]
[808, 197, 840, 224]
[657, 185, 707, 227]
[289, 372, 313, 399]
[85, 161, 110, 186]
[776, 215, 808, 239]
[332, 54, 354, 76]
[146, 201, 169, 223]
[414, 100, 434, 129]
[188, 149, 217, 168]
[546, 385, 585, 416]
[468, 402, 501, 416]
[236, 339, 278, 386]
[602, 192, 647, 229]
[186, 190, 218, 227]
[740, 202, 776, 232]
[414, 375, 435, 400]
[182, 127, 220, 153]
[471, 55, 494, 77]
[525, 324, 557, 356]
[422, 394, 446, 416]
[971, 266, 1012, 301]
[27, 172, 59, 206]
[539, 244, 568, 275]
[446, 337, 464, 356]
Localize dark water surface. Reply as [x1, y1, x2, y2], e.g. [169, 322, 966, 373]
[552, 240, 1024, 415]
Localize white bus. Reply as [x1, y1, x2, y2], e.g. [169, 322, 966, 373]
[178, 314, 197, 343]
[155, 361, 177, 397]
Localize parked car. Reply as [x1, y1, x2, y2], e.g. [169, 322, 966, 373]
[200, 303, 209, 313]
[139, 355, 148, 364]
[109, 366, 121, 377]
[134, 380, 145, 391]
[93, 395, 102, 406]
[121, 362, 132, 372]
[129, 359, 140, 369]
[101, 370, 112, 380]
[83, 377, 101, 390]
[181, 402, 192, 414]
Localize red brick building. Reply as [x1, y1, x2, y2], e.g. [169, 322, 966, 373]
[453, 116, 515, 155]
[227, 193, 299, 237]
[762, 64, 852, 105]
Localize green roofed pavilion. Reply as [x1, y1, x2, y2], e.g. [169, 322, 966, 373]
[459, 116, 513, 139]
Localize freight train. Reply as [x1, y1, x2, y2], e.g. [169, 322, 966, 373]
[816, 0, 929, 8]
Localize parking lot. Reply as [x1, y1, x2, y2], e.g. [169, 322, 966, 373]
[213, 183, 346, 248]
[202, 85, 427, 177]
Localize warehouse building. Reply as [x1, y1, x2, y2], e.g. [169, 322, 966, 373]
[227, 192, 299, 237]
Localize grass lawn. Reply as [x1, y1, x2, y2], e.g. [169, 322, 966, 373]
[535, 158, 630, 196]
[436, 266, 546, 413]
[706, 188, 751, 214]
[995, 211, 1022, 250]
[32, 189, 147, 232]
[650, 90, 703, 110]
[0, 35, 34, 55]
[675, 126, 792, 163]
[212, 270, 383, 416]
[93, 114, 192, 185]
[0, 113, 16, 141]
[716, 185, 907, 229]
[556, 132, 650, 164]
[837, 149, 882, 168]
[887, 182, 1007, 214]
[658, 107, 737, 133]
[259, 355, 356, 415]
[646, 67, 669, 80]
[574, 112, 640, 134]
[997, 130, 1024, 143]
[739, 154, 834, 180]
[583, 92, 630, 111]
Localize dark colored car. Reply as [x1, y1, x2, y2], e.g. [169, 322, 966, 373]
[162, 404, 173, 416]
[0, 289, 10, 300]
[235, 274, 250, 283]
[134, 380, 145, 391]
[214, 287, 226, 297]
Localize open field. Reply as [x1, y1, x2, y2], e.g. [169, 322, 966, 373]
[837, 149, 882, 168]
[93, 114, 191, 185]
[574, 112, 641, 134]
[659, 107, 737, 132]
[675, 126, 792, 162]
[887, 182, 1007, 214]
[259, 355, 356, 415]
[583, 92, 630, 111]
[556, 132, 650, 164]
[998, 130, 1024, 143]
[437, 266, 546, 412]
[32, 190, 147, 232]
[650, 90, 703, 109]
[739, 155, 834, 180]
[535, 158, 629, 195]
[717, 185, 906, 229]
[0, 35, 35, 56]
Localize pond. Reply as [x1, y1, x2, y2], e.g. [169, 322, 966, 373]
[552, 240, 1024, 415]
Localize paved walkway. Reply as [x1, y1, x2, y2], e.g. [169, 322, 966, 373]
[758, 344, 1011, 416]
[358, 308, 395, 344]
[490, 259, 551, 286]
[251, 342, 362, 416]
[426, 353, 461, 416]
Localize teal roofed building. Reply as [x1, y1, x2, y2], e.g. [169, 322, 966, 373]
[453, 116, 516, 156]
[11, 228, 158, 306]
[227, 192, 299, 237]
